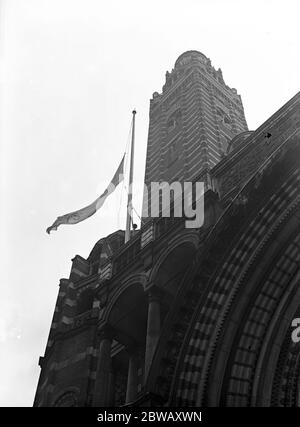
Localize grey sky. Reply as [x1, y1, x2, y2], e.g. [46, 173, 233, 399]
[0, 0, 299, 406]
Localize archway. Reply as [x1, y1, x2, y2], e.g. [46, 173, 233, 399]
[106, 283, 148, 406]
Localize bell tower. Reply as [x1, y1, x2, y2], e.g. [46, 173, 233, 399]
[142, 50, 248, 217]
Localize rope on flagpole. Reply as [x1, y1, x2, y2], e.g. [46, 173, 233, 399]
[117, 118, 133, 229]
[122, 182, 145, 227]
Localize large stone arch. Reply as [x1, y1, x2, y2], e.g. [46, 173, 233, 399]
[94, 274, 149, 407]
[142, 141, 300, 406]
[170, 154, 300, 406]
[106, 282, 148, 347]
[208, 209, 300, 406]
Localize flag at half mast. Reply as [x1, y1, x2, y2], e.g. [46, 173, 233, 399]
[46, 155, 125, 234]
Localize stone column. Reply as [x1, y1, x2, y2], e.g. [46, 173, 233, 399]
[125, 348, 139, 404]
[92, 324, 114, 407]
[145, 287, 161, 379]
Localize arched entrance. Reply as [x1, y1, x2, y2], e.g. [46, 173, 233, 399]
[93, 281, 148, 406]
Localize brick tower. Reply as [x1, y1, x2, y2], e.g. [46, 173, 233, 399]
[142, 50, 248, 218]
[144, 50, 247, 186]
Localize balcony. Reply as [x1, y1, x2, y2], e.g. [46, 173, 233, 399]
[96, 215, 185, 282]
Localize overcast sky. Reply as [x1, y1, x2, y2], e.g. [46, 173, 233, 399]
[0, 0, 299, 406]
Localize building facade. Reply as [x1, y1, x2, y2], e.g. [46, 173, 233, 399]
[34, 52, 300, 407]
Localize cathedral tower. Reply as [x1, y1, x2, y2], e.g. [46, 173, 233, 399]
[144, 50, 248, 192]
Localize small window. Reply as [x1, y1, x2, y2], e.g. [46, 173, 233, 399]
[223, 115, 231, 125]
[216, 107, 232, 128]
[166, 141, 178, 167]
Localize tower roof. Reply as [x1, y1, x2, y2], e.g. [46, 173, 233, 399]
[175, 50, 208, 68]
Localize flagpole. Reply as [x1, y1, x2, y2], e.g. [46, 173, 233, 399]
[125, 110, 136, 243]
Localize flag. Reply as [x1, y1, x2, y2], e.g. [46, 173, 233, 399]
[46, 155, 125, 234]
